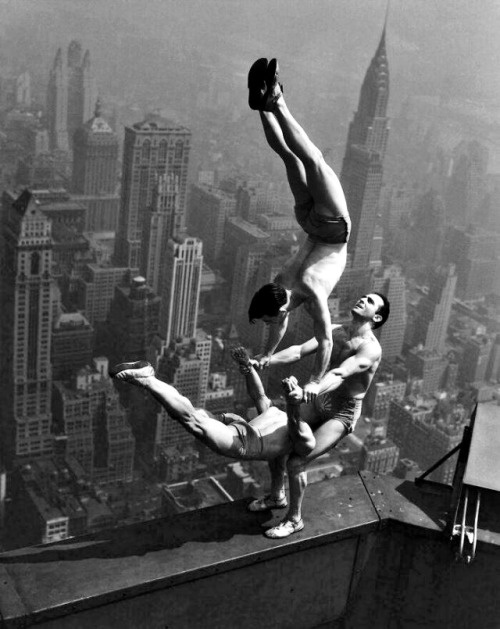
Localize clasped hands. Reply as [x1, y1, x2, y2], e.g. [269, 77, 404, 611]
[281, 376, 320, 405]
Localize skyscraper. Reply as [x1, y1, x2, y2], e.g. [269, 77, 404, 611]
[47, 48, 68, 151]
[188, 184, 236, 266]
[142, 173, 184, 293]
[446, 140, 489, 227]
[71, 99, 120, 232]
[47, 41, 97, 152]
[158, 237, 203, 346]
[0, 190, 56, 463]
[114, 115, 191, 272]
[372, 265, 406, 360]
[411, 264, 456, 353]
[340, 26, 389, 272]
[107, 276, 161, 364]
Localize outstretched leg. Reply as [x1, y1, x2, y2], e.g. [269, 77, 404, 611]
[111, 361, 243, 457]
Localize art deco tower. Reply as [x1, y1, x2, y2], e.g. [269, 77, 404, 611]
[158, 237, 203, 346]
[411, 264, 457, 353]
[47, 48, 69, 151]
[340, 26, 390, 271]
[71, 99, 120, 232]
[0, 190, 56, 464]
[114, 115, 191, 272]
[72, 99, 118, 196]
[46, 41, 97, 152]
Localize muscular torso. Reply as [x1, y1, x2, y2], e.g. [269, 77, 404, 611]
[327, 325, 381, 399]
[276, 239, 347, 313]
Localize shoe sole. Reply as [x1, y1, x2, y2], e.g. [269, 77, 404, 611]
[265, 58, 279, 88]
[247, 499, 288, 512]
[248, 57, 268, 110]
[264, 520, 304, 539]
[109, 360, 152, 378]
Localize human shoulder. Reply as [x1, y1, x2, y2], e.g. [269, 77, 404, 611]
[357, 334, 382, 360]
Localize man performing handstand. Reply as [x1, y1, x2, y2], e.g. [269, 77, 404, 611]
[247, 57, 351, 401]
[110, 292, 389, 539]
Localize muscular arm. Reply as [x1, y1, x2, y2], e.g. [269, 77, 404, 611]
[268, 324, 343, 367]
[260, 312, 289, 361]
[306, 292, 333, 384]
[316, 341, 381, 397]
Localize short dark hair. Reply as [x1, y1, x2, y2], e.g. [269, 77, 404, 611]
[372, 292, 390, 329]
[248, 283, 287, 323]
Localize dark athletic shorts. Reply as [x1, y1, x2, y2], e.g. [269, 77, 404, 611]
[295, 200, 350, 245]
[219, 413, 264, 459]
[313, 393, 362, 435]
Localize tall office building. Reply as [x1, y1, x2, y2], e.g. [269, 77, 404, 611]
[107, 276, 161, 364]
[114, 115, 191, 272]
[75, 263, 134, 326]
[155, 331, 212, 452]
[158, 237, 203, 346]
[188, 184, 236, 266]
[446, 140, 488, 227]
[0, 190, 56, 463]
[47, 48, 68, 151]
[229, 243, 269, 324]
[47, 41, 97, 152]
[445, 225, 500, 301]
[372, 265, 406, 359]
[71, 99, 120, 232]
[340, 26, 390, 272]
[407, 191, 446, 270]
[54, 357, 135, 484]
[142, 173, 184, 293]
[411, 264, 456, 353]
[51, 311, 94, 381]
[459, 334, 494, 386]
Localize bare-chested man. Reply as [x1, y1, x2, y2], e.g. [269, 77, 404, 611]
[247, 58, 350, 400]
[257, 291, 390, 538]
[109, 292, 389, 539]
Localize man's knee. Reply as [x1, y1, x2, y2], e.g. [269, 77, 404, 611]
[302, 146, 324, 170]
[287, 453, 308, 476]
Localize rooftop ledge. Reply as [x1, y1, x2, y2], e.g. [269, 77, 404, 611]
[1, 472, 500, 628]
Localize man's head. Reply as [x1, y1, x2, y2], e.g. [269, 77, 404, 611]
[351, 292, 390, 329]
[248, 283, 288, 324]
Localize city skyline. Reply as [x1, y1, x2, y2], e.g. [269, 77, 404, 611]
[0, 1, 499, 555]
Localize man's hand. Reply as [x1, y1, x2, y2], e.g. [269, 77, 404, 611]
[282, 376, 303, 405]
[302, 381, 321, 404]
[253, 354, 272, 370]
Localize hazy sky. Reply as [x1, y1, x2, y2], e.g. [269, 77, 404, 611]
[0, 0, 499, 106]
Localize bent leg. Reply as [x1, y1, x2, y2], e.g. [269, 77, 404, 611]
[260, 111, 311, 206]
[286, 419, 348, 524]
[282, 377, 316, 456]
[248, 455, 288, 512]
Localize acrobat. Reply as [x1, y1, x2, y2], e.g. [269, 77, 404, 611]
[110, 292, 390, 539]
[247, 57, 351, 402]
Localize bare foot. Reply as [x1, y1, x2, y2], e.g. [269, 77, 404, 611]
[231, 346, 253, 374]
[109, 361, 155, 387]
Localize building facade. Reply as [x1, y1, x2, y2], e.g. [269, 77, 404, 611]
[114, 115, 191, 271]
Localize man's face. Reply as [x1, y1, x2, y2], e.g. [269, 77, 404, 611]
[351, 293, 384, 324]
[260, 314, 282, 326]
